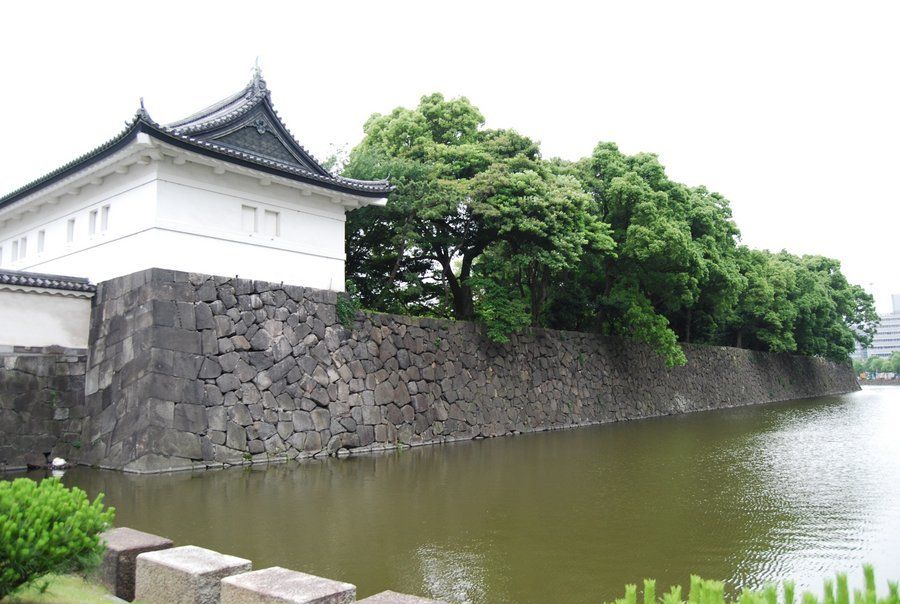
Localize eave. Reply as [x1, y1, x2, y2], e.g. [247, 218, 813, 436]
[1, 81, 393, 212]
[0, 126, 386, 227]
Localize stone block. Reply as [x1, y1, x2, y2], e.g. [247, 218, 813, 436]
[220, 567, 355, 604]
[357, 591, 446, 603]
[99, 526, 173, 601]
[135, 545, 251, 604]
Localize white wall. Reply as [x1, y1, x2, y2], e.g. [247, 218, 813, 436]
[0, 164, 157, 279]
[0, 289, 92, 348]
[148, 229, 345, 290]
[0, 157, 351, 290]
[153, 161, 347, 289]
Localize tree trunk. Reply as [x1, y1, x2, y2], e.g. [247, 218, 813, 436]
[735, 330, 743, 349]
[595, 261, 615, 333]
[439, 256, 476, 321]
[529, 267, 547, 326]
[684, 308, 692, 343]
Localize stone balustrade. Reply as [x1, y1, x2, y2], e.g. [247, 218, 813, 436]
[101, 526, 444, 603]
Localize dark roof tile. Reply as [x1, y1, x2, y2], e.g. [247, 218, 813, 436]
[0, 72, 392, 209]
[0, 269, 96, 293]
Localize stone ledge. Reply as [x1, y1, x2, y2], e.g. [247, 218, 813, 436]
[135, 545, 251, 604]
[220, 566, 355, 604]
[99, 526, 173, 601]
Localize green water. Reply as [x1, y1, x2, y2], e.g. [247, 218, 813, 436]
[14, 386, 900, 603]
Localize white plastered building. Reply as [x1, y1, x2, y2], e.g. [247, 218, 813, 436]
[0, 70, 390, 291]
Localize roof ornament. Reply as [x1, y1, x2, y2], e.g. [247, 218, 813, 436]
[136, 97, 152, 121]
[251, 57, 266, 92]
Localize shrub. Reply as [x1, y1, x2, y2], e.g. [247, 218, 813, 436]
[606, 566, 899, 604]
[336, 281, 362, 328]
[0, 477, 115, 598]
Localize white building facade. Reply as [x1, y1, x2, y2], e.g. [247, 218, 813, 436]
[0, 72, 389, 290]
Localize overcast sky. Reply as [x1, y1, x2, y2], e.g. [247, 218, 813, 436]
[2, 1, 897, 311]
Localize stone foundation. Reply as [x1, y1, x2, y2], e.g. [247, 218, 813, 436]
[0, 345, 87, 471]
[67, 268, 858, 473]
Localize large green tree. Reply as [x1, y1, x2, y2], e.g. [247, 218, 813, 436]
[341, 93, 877, 366]
[468, 157, 614, 329]
[344, 94, 538, 319]
[544, 143, 742, 365]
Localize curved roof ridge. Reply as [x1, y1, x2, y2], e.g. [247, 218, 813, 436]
[0, 74, 394, 208]
[0, 112, 146, 207]
[166, 75, 268, 133]
[262, 99, 331, 177]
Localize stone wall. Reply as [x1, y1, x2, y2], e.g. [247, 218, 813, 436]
[74, 268, 858, 473]
[0, 346, 87, 471]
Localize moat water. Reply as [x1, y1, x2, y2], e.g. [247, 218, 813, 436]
[13, 386, 900, 603]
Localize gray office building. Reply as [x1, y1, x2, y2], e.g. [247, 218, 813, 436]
[856, 294, 900, 359]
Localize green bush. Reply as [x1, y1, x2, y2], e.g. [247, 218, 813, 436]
[336, 281, 362, 328]
[0, 478, 115, 598]
[606, 566, 899, 604]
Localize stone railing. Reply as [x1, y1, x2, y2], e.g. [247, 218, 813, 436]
[100, 526, 443, 603]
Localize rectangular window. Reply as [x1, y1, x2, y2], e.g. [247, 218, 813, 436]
[11, 240, 18, 261]
[101, 205, 110, 232]
[241, 205, 257, 233]
[19, 237, 26, 259]
[37, 230, 45, 253]
[67, 218, 76, 243]
[89, 210, 98, 235]
[263, 210, 280, 237]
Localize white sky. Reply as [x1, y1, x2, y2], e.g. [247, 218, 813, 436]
[1, 1, 897, 311]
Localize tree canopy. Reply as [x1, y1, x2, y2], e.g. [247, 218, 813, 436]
[342, 93, 877, 365]
[855, 353, 900, 375]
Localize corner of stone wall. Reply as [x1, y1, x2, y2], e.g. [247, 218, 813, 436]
[81, 268, 201, 472]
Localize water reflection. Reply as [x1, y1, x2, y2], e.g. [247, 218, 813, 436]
[7, 386, 900, 603]
[417, 544, 490, 604]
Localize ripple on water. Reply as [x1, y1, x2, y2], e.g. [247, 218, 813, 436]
[7, 386, 900, 603]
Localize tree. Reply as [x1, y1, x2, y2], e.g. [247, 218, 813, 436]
[469, 158, 614, 329]
[342, 95, 876, 365]
[344, 94, 543, 320]
[724, 248, 798, 353]
[866, 356, 886, 373]
[888, 352, 900, 374]
[547, 143, 733, 366]
[723, 250, 877, 362]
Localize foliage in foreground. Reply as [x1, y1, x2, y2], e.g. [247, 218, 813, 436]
[342, 93, 879, 366]
[0, 478, 115, 599]
[605, 565, 898, 604]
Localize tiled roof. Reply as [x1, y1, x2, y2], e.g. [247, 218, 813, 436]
[0, 72, 392, 209]
[0, 116, 145, 209]
[0, 269, 96, 293]
[166, 73, 271, 135]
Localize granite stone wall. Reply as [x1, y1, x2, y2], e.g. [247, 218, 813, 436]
[74, 268, 859, 473]
[0, 346, 87, 471]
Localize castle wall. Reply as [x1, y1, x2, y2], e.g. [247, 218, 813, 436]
[71, 269, 858, 473]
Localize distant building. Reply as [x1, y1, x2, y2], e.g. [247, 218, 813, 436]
[0, 69, 390, 290]
[855, 294, 900, 359]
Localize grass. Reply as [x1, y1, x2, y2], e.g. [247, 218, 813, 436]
[606, 565, 899, 604]
[1, 574, 119, 603]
